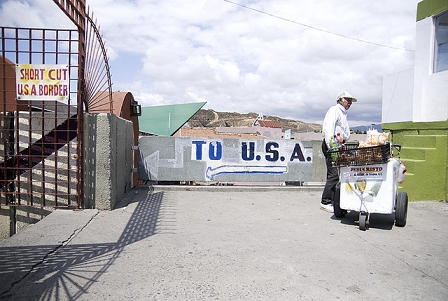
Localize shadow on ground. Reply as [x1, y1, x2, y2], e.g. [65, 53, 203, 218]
[0, 191, 166, 300]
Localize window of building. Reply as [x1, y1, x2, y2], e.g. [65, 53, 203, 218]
[434, 11, 448, 73]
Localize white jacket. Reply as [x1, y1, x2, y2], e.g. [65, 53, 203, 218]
[322, 103, 350, 147]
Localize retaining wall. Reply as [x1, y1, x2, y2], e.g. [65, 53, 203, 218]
[138, 136, 327, 183]
[84, 113, 134, 210]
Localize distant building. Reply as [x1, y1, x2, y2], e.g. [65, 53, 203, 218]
[254, 120, 283, 139]
[173, 127, 263, 139]
[257, 120, 282, 129]
[249, 112, 282, 138]
[171, 111, 286, 139]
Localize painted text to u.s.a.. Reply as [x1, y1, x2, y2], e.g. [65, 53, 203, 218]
[192, 141, 311, 162]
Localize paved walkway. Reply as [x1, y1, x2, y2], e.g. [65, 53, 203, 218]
[0, 186, 447, 300]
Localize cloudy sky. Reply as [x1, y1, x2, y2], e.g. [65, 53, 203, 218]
[1, 0, 420, 126]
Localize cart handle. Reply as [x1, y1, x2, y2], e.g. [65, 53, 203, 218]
[391, 143, 401, 158]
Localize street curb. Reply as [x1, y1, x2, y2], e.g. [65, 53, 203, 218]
[137, 184, 324, 192]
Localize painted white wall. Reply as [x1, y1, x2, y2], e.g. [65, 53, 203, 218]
[138, 136, 315, 182]
[382, 68, 414, 123]
[382, 15, 448, 123]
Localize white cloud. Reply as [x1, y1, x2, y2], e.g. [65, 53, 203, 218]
[1, 0, 421, 126]
[0, 0, 73, 29]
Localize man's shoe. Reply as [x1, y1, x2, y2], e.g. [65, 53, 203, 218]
[320, 203, 334, 213]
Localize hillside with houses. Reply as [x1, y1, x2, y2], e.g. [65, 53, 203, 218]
[187, 109, 322, 133]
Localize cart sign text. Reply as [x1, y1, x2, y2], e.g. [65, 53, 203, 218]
[16, 64, 69, 101]
[350, 166, 384, 178]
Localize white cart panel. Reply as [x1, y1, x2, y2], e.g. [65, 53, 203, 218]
[339, 159, 400, 214]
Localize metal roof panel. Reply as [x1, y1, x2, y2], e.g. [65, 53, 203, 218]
[139, 102, 206, 136]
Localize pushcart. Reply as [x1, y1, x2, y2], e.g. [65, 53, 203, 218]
[329, 142, 408, 231]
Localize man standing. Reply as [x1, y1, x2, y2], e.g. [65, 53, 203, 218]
[320, 91, 357, 212]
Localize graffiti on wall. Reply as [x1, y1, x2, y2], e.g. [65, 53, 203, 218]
[191, 139, 312, 180]
[139, 138, 189, 180]
[139, 137, 313, 182]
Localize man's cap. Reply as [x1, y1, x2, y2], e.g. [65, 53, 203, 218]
[337, 91, 357, 102]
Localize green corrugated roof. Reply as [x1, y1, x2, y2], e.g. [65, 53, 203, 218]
[139, 102, 206, 136]
[417, 0, 448, 21]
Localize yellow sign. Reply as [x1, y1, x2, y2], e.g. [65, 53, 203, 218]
[16, 64, 69, 101]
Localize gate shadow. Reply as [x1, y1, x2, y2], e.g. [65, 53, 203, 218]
[0, 190, 174, 300]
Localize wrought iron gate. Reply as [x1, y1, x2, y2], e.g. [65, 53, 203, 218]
[0, 27, 81, 208]
[0, 0, 113, 209]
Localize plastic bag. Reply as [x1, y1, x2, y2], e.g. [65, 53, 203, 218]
[398, 161, 406, 183]
[359, 130, 389, 148]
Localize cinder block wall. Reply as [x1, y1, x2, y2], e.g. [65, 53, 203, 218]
[312, 140, 326, 183]
[84, 113, 133, 210]
[384, 121, 448, 201]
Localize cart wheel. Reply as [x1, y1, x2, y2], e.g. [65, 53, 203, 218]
[333, 187, 346, 218]
[359, 213, 368, 231]
[395, 191, 408, 227]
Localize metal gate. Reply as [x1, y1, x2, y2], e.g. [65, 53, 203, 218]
[0, 27, 81, 208]
[0, 0, 113, 209]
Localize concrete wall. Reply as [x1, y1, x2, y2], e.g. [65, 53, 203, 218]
[84, 113, 134, 210]
[0, 206, 54, 239]
[382, 16, 448, 124]
[382, 69, 414, 123]
[381, 6, 448, 201]
[138, 136, 327, 183]
[413, 16, 448, 122]
[383, 121, 448, 201]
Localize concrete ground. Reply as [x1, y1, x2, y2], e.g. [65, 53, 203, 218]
[0, 186, 447, 301]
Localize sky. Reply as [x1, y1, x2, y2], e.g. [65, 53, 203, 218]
[0, 0, 421, 126]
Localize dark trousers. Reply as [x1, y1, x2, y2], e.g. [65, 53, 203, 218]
[321, 139, 339, 204]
